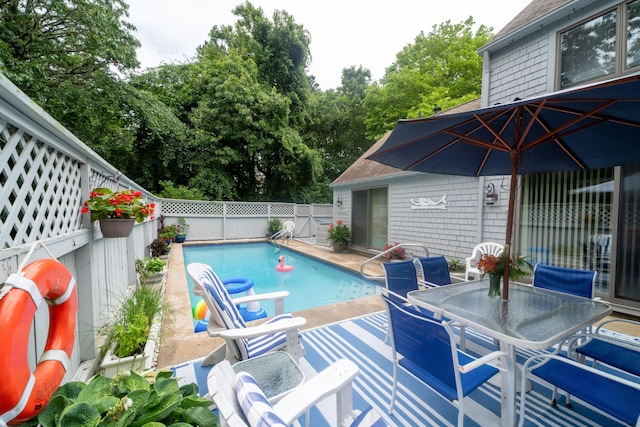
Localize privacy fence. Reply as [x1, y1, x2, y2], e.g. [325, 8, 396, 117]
[0, 74, 331, 382]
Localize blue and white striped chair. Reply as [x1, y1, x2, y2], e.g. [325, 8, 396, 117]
[210, 358, 390, 427]
[188, 263, 306, 366]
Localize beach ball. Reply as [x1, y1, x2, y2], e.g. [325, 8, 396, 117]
[192, 299, 208, 320]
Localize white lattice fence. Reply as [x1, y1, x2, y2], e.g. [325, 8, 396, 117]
[0, 119, 84, 249]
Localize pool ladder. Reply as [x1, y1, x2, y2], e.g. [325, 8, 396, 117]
[359, 243, 430, 282]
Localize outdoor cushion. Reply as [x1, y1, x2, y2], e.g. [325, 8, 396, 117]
[235, 371, 287, 427]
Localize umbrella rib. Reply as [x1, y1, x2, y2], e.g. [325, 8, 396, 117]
[524, 99, 617, 148]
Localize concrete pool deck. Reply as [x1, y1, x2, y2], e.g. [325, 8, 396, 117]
[156, 239, 388, 368]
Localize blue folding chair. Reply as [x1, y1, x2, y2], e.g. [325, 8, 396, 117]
[382, 259, 419, 302]
[532, 263, 596, 299]
[416, 255, 453, 287]
[381, 293, 515, 427]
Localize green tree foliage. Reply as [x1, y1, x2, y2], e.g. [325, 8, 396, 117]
[158, 180, 207, 200]
[364, 17, 493, 140]
[0, 0, 139, 104]
[306, 66, 374, 181]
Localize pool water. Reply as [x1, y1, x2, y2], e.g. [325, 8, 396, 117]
[183, 243, 380, 328]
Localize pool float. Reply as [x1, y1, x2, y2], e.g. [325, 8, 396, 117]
[0, 259, 78, 425]
[221, 277, 266, 320]
[276, 255, 294, 272]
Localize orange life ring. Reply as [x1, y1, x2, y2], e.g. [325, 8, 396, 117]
[0, 259, 78, 425]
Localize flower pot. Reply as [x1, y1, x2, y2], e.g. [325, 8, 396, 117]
[99, 218, 135, 238]
[332, 242, 345, 253]
[488, 273, 502, 298]
[100, 317, 161, 377]
[175, 235, 186, 243]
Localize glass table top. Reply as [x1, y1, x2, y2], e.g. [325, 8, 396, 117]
[407, 280, 612, 349]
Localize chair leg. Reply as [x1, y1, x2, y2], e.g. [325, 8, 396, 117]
[389, 361, 398, 414]
[201, 345, 228, 367]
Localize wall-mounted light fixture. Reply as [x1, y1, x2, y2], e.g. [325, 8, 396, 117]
[335, 196, 343, 207]
[485, 183, 498, 205]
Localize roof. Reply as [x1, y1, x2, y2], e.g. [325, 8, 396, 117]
[493, 0, 571, 39]
[332, 98, 482, 185]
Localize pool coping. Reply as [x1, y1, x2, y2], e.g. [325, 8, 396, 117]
[156, 239, 387, 369]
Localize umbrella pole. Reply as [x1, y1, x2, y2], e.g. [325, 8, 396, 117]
[502, 152, 520, 300]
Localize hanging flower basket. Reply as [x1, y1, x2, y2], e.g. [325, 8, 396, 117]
[99, 218, 135, 238]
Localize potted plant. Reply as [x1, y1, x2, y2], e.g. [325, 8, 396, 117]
[268, 218, 282, 238]
[158, 224, 179, 243]
[148, 237, 170, 259]
[327, 220, 351, 253]
[23, 370, 217, 426]
[81, 188, 155, 238]
[174, 217, 189, 243]
[477, 253, 532, 298]
[382, 243, 407, 261]
[100, 285, 169, 377]
[135, 257, 166, 285]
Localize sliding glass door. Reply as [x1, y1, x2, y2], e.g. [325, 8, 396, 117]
[351, 187, 388, 250]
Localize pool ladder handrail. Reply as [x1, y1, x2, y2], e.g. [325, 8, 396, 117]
[360, 243, 430, 282]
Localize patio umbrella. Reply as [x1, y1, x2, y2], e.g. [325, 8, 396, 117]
[367, 73, 640, 299]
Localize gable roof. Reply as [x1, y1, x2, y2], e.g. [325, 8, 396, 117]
[332, 98, 482, 185]
[493, 0, 571, 39]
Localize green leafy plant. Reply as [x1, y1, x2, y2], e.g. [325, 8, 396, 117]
[327, 220, 351, 245]
[14, 370, 217, 427]
[177, 217, 189, 236]
[102, 285, 168, 359]
[158, 224, 179, 241]
[136, 258, 166, 280]
[448, 259, 464, 272]
[268, 218, 283, 235]
[81, 188, 155, 223]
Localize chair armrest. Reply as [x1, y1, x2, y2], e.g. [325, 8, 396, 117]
[595, 318, 640, 333]
[216, 316, 306, 340]
[458, 350, 513, 374]
[274, 359, 360, 425]
[232, 291, 290, 305]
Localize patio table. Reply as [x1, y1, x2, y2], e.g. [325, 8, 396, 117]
[407, 280, 612, 427]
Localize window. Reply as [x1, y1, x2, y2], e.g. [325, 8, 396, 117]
[559, 1, 640, 89]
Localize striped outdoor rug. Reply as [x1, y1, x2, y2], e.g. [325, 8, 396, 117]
[172, 311, 633, 426]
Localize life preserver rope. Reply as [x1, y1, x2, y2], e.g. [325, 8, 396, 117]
[0, 259, 78, 426]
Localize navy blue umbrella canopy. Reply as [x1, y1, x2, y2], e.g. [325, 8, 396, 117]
[368, 73, 640, 298]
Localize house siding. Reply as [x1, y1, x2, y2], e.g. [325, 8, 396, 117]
[487, 34, 551, 105]
[335, 174, 509, 262]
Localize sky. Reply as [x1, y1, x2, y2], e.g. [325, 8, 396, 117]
[126, 0, 532, 90]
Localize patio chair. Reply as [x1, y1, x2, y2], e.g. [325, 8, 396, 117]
[518, 353, 640, 427]
[465, 242, 504, 280]
[532, 263, 596, 299]
[416, 255, 456, 288]
[272, 221, 295, 243]
[568, 318, 640, 377]
[209, 358, 390, 427]
[382, 259, 420, 302]
[381, 293, 515, 427]
[187, 262, 306, 366]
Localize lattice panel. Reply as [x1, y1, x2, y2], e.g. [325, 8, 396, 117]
[296, 204, 311, 216]
[0, 118, 83, 249]
[226, 203, 269, 216]
[161, 200, 224, 216]
[269, 203, 294, 216]
[521, 203, 613, 228]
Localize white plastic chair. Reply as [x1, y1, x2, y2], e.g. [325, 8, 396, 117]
[209, 358, 390, 427]
[187, 262, 306, 366]
[272, 221, 295, 244]
[464, 242, 504, 280]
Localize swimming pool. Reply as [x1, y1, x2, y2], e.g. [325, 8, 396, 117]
[183, 242, 380, 328]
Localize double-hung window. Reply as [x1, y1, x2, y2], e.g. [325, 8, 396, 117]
[559, 1, 640, 89]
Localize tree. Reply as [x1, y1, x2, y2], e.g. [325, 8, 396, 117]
[364, 17, 493, 140]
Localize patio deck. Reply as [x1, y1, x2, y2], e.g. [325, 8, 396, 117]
[157, 239, 640, 370]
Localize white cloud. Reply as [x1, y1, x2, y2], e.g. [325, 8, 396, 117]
[126, 0, 531, 89]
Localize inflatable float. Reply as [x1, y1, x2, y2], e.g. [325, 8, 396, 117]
[276, 255, 293, 272]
